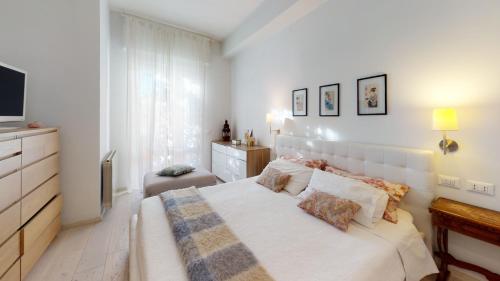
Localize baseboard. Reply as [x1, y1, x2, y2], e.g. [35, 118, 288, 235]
[434, 255, 485, 281]
[449, 266, 484, 281]
[114, 189, 130, 198]
[61, 216, 102, 230]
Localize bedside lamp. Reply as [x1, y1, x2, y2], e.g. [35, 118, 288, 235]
[266, 113, 280, 135]
[433, 108, 459, 155]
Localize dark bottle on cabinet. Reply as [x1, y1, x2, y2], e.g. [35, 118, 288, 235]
[222, 120, 231, 141]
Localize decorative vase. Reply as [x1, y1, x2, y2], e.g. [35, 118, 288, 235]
[222, 120, 231, 141]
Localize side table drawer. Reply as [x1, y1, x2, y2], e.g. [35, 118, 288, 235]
[212, 149, 225, 180]
[0, 139, 21, 160]
[433, 214, 500, 246]
[0, 232, 20, 277]
[227, 157, 246, 180]
[21, 132, 59, 167]
[0, 260, 20, 281]
[21, 154, 59, 196]
[0, 202, 20, 245]
[23, 195, 63, 252]
[21, 175, 59, 225]
[21, 215, 61, 280]
[226, 146, 246, 161]
[212, 143, 226, 154]
[0, 155, 21, 178]
[0, 172, 21, 212]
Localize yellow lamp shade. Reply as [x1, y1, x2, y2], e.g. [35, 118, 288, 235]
[433, 108, 458, 131]
[266, 113, 273, 124]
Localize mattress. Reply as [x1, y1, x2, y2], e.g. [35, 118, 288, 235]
[132, 177, 438, 281]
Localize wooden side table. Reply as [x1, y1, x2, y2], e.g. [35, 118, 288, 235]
[429, 197, 500, 281]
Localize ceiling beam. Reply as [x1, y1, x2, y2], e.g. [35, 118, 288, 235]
[223, 0, 328, 57]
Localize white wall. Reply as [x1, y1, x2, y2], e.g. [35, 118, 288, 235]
[109, 11, 231, 189]
[101, 0, 111, 159]
[109, 12, 129, 190]
[0, 0, 107, 225]
[230, 0, 500, 277]
[202, 40, 232, 170]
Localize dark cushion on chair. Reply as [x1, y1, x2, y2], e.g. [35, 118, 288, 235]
[156, 164, 195, 177]
[143, 167, 217, 198]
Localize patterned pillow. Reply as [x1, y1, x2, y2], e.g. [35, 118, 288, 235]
[280, 155, 327, 170]
[256, 167, 292, 192]
[324, 165, 410, 223]
[324, 165, 353, 177]
[298, 191, 361, 231]
[352, 176, 410, 223]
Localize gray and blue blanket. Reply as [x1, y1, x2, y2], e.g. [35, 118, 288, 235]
[160, 187, 274, 281]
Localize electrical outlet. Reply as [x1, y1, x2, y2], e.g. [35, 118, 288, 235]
[466, 180, 495, 196]
[438, 175, 460, 189]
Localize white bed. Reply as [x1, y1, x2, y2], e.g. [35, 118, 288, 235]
[130, 136, 438, 281]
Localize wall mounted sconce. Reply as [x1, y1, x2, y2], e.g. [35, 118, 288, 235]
[432, 108, 459, 155]
[266, 113, 281, 135]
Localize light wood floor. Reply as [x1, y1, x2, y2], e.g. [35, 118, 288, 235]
[24, 191, 142, 281]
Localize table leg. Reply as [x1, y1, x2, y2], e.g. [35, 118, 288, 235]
[432, 220, 500, 281]
[437, 227, 443, 253]
[436, 227, 450, 281]
[443, 228, 449, 254]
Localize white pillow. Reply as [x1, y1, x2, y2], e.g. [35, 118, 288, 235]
[263, 159, 313, 195]
[298, 169, 389, 228]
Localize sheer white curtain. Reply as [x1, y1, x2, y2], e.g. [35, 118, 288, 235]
[125, 16, 210, 189]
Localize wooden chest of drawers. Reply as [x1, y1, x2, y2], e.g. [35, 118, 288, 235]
[212, 141, 270, 182]
[0, 128, 61, 281]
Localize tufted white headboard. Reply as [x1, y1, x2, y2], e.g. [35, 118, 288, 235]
[275, 135, 436, 249]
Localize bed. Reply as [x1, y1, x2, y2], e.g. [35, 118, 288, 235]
[130, 135, 438, 281]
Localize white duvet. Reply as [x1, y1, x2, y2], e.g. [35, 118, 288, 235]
[134, 178, 438, 281]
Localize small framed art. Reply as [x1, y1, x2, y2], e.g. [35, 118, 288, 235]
[292, 88, 308, 116]
[319, 83, 340, 116]
[357, 74, 387, 115]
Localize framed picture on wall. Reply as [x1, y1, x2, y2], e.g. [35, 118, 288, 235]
[292, 88, 308, 116]
[319, 83, 340, 116]
[357, 74, 387, 115]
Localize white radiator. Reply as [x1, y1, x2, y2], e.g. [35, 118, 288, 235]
[102, 150, 116, 209]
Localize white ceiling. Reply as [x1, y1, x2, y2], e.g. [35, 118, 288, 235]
[109, 0, 265, 40]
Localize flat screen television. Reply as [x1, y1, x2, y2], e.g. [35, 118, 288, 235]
[0, 61, 27, 122]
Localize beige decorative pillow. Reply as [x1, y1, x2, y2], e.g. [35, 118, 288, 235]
[265, 160, 314, 195]
[324, 165, 410, 223]
[256, 167, 291, 192]
[298, 191, 361, 231]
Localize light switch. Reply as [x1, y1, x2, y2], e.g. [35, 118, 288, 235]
[438, 175, 460, 189]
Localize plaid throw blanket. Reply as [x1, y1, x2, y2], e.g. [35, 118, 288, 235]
[160, 187, 274, 281]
